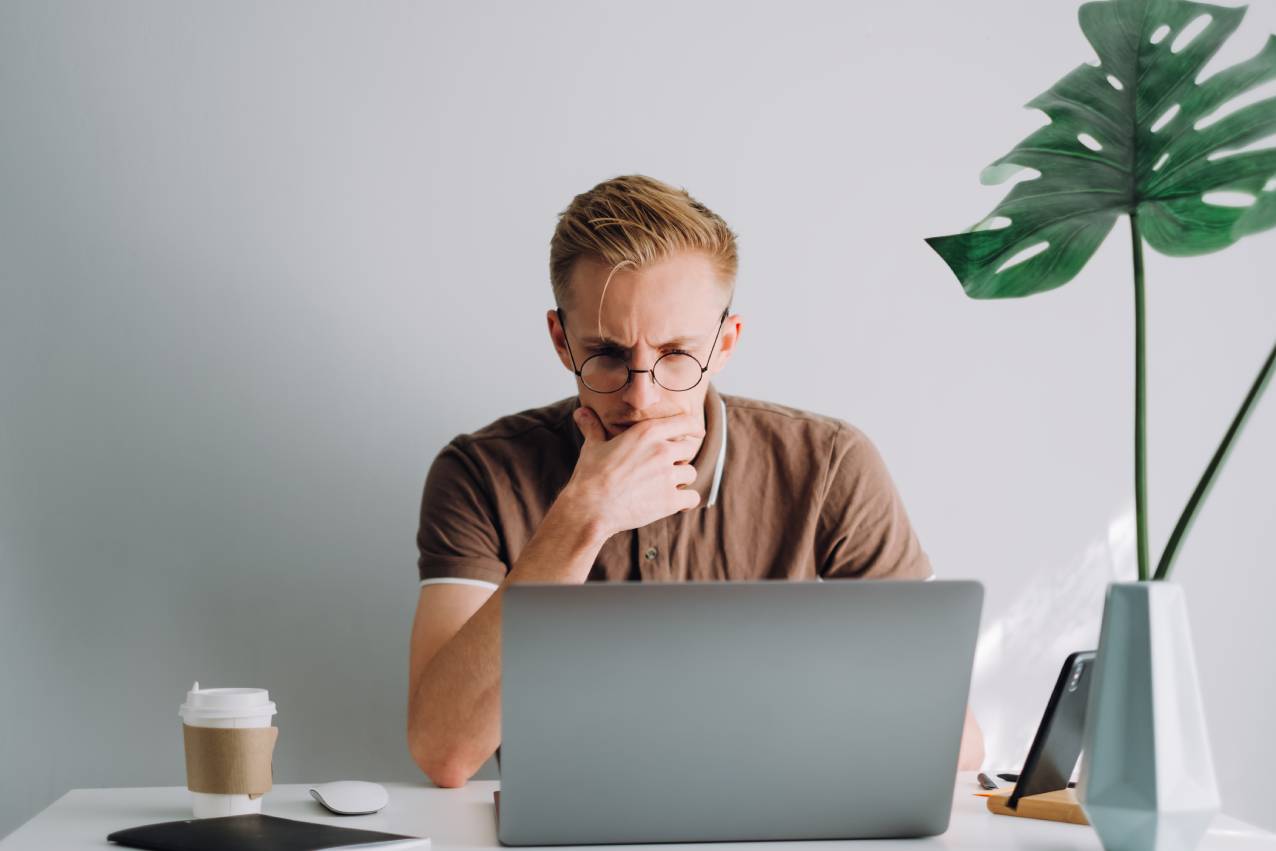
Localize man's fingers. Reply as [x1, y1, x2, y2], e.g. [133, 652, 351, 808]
[673, 463, 697, 487]
[631, 413, 705, 444]
[663, 441, 700, 465]
[678, 489, 702, 512]
[574, 407, 607, 443]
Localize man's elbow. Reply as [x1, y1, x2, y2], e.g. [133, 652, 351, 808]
[408, 727, 482, 788]
[422, 757, 473, 789]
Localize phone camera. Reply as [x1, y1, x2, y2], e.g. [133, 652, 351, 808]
[1067, 663, 1085, 692]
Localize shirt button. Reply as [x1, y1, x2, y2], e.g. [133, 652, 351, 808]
[643, 547, 658, 561]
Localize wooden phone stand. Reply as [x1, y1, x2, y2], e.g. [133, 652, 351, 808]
[981, 784, 1089, 825]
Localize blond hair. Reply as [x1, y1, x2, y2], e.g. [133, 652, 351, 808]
[549, 174, 738, 311]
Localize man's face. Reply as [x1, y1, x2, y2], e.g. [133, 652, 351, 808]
[547, 251, 742, 439]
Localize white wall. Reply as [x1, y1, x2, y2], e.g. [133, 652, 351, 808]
[2, 0, 1273, 838]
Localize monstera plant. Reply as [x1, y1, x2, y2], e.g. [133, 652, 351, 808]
[926, 0, 1276, 584]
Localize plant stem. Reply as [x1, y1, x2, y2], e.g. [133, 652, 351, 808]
[1154, 337, 1276, 581]
[1131, 213, 1150, 582]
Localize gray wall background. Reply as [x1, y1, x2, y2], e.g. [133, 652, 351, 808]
[3, 0, 1274, 838]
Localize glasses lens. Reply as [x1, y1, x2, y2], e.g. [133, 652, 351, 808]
[580, 354, 630, 392]
[653, 353, 703, 391]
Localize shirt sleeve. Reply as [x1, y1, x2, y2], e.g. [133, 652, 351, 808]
[415, 436, 509, 587]
[816, 422, 933, 581]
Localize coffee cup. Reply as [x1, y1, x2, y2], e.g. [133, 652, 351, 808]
[178, 681, 278, 818]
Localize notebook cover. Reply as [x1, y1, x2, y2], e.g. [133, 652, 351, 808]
[107, 813, 429, 851]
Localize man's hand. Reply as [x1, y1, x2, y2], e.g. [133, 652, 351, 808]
[562, 406, 703, 537]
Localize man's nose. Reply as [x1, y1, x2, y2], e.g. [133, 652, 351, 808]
[619, 356, 663, 410]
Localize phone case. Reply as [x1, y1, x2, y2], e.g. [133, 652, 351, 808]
[1007, 650, 1096, 809]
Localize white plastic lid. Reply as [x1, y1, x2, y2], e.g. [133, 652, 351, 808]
[179, 681, 277, 721]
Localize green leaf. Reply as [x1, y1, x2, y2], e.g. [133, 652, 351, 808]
[926, 0, 1276, 299]
[1232, 173, 1276, 237]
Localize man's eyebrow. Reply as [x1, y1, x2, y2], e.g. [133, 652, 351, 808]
[578, 334, 700, 349]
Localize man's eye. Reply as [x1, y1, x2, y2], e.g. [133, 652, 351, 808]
[590, 347, 691, 358]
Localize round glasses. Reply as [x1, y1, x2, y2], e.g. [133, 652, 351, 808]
[557, 307, 729, 394]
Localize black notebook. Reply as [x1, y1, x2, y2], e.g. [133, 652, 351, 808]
[107, 813, 430, 851]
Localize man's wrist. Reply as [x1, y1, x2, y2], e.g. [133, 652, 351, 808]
[549, 483, 610, 551]
[505, 487, 609, 586]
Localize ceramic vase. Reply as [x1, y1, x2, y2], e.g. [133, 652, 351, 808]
[1077, 581, 1220, 851]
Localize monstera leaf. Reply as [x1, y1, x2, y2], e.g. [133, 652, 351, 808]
[926, 0, 1276, 583]
[1234, 168, 1276, 237]
[926, 0, 1276, 298]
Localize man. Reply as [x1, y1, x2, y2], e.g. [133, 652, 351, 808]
[407, 175, 983, 788]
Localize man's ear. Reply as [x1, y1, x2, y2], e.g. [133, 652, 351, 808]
[708, 313, 743, 376]
[546, 308, 575, 373]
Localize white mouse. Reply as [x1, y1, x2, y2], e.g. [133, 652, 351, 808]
[308, 780, 389, 815]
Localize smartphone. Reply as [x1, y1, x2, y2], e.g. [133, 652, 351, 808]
[1007, 649, 1096, 809]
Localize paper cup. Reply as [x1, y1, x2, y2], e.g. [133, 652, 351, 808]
[179, 682, 278, 818]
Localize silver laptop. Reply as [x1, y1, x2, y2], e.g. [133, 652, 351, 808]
[497, 579, 983, 845]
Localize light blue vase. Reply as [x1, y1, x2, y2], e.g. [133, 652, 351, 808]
[1077, 582, 1220, 851]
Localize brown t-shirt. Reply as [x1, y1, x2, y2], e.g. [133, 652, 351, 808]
[416, 383, 933, 588]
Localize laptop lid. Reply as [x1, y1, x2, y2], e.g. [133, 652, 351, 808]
[498, 579, 983, 845]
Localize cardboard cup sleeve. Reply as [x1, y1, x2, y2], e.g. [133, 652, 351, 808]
[181, 724, 279, 798]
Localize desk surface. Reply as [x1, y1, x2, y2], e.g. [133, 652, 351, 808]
[4, 773, 1273, 849]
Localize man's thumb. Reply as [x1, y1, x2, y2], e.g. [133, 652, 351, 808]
[574, 407, 604, 442]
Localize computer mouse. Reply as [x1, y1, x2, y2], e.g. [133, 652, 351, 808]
[308, 780, 389, 815]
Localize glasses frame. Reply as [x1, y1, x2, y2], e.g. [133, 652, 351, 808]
[556, 305, 730, 394]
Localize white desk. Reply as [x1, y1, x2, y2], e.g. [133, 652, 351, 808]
[4, 774, 1273, 849]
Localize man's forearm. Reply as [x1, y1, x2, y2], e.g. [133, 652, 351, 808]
[957, 706, 984, 771]
[408, 492, 608, 786]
